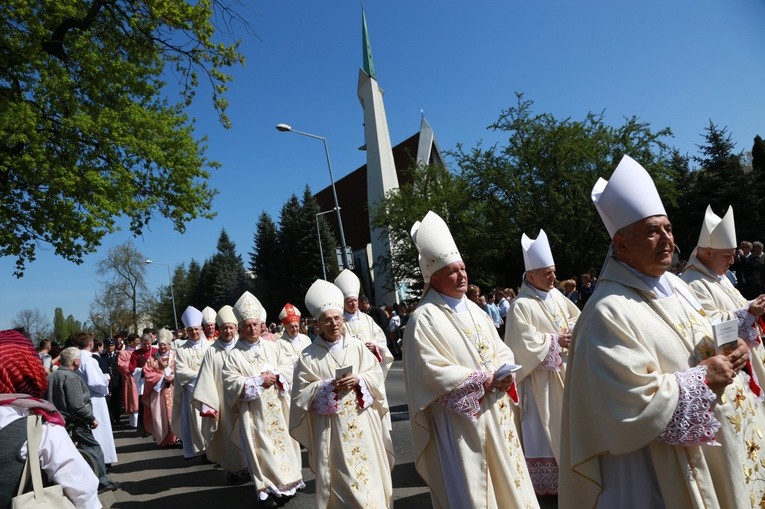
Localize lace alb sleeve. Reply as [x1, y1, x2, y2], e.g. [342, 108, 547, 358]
[735, 307, 760, 348]
[540, 336, 563, 371]
[659, 365, 720, 446]
[240, 375, 264, 401]
[309, 379, 339, 415]
[355, 377, 374, 409]
[436, 370, 489, 421]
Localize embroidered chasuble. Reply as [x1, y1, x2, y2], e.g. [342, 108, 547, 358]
[172, 339, 210, 458]
[222, 339, 304, 497]
[403, 289, 538, 509]
[191, 339, 246, 472]
[505, 283, 580, 495]
[561, 258, 765, 508]
[290, 336, 394, 508]
[681, 255, 765, 399]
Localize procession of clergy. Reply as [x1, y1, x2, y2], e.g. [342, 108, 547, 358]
[117, 154, 765, 509]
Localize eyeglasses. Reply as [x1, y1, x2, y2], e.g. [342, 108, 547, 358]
[321, 316, 344, 326]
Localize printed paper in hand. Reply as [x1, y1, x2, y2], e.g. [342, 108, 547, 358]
[493, 363, 522, 381]
[335, 365, 352, 380]
[712, 319, 738, 349]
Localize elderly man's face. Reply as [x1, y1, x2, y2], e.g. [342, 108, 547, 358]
[239, 319, 261, 342]
[318, 310, 345, 341]
[614, 215, 674, 277]
[285, 321, 300, 337]
[344, 296, 359, 314]
[203, 322, 216, 337]
[186, 326, 203, 341]
[431, 261, 468, 299]
[700, 247, 736, 276]
[219, 323, 237, 342]
[528, 266, 557, 292]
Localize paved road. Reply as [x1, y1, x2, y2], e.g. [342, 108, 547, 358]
[99, 360, 556, 508]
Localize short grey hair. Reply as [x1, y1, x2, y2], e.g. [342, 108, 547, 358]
[60, 347, 81, 368]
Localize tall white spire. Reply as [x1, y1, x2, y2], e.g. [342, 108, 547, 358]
[357, 8, 399, 305]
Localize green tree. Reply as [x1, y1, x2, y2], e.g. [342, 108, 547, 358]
[1, 0, 246, 276]
[249, 212, 281, 316]
[452, 94, 674, 285]
[52, 307, 81, 343]
[371, 161, 472, 297]
[205, 229, 247, 309]
[690, 123, 756, 240]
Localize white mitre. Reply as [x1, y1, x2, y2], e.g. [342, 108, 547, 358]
[697, 205, 736, 249]
[522, 229, 555, 271]
[181, 306, 203, 328]
[233, 291, 264, 323]
[410, 211, 462, 283]
[216, 305, 237, 326]
[259, 307, 267, 324]
[157, 328, 173, 345]
[591, 155, 666, 238]
[201, 306, 217, 324]
[334, 269, 360, 298]
[305, 279, 344, 318]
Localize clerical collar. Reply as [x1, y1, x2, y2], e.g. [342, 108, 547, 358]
[344, 310, 360, 321]
[222, 339, 237, 351]
[439, 292, 468, 312]
[528, 284, 551, 301]
[318, 337, 344, 352]
[616, 259, 673, 298]
[187, 339, 202, 349]
[241, 339, 261, 351]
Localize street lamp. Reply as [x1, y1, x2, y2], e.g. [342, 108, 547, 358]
[145, 259, 179, 331]
[316, 209, 337, 280]
[276, 123, 350, 270]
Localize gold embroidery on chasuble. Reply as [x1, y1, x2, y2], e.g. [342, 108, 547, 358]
[660, 293, 765, 504]
[246, 349, 291, 475]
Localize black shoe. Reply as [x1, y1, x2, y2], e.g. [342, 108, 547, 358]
[98, 481, 121, 494]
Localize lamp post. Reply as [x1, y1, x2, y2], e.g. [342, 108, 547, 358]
[316, 209, 337, 280]
[276, 123, 350, 270]
[145, 259, 179, 331]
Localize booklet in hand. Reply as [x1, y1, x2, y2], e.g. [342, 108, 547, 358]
[493, 363, 522, 381]
[335, 365, 353, 380]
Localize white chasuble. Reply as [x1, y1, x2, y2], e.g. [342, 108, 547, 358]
[191, 339, 246, 472]
[290, 336, 394, 509]
[403, 290, 538, 509]
[222, 339, 303, 496]
[172, 338, 210, 458]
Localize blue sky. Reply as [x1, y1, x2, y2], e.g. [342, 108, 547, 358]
[2, 0, 764, 331]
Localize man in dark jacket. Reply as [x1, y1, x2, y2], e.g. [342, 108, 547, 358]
[46, 347, 118, 492]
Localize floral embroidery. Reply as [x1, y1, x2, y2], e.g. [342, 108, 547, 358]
[659, 365, 720, 445]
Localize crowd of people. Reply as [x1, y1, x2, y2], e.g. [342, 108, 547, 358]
[2, 153, 765, 508]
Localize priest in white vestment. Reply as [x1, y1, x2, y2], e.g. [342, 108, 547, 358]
[505, 229, 580, 496]
[222, 292, 304, 508]
[290, 280, 394, 509]
[334, 269, 394, 377]
[560, 155, 751, 508]
[171, 306, 211, 459]
[192, 305, 247, 478]
[202, 306, 218, 342]
[74, 332, 118, 465]
[680, 204, 765, 506]
[403, 211, 538, 509]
